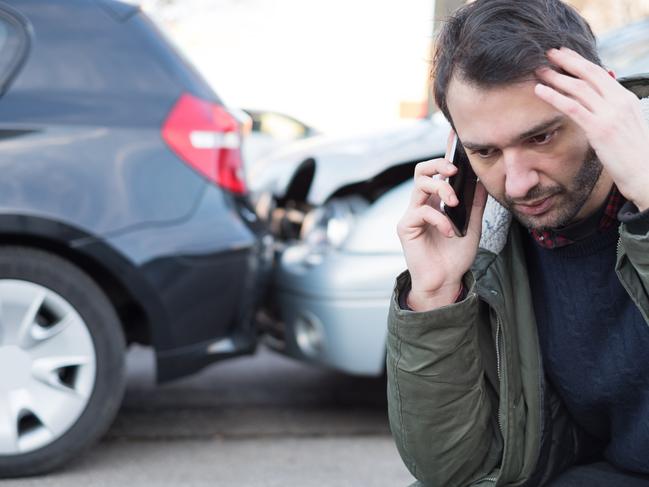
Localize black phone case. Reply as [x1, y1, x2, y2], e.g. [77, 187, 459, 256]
[444, 142, 477, 237]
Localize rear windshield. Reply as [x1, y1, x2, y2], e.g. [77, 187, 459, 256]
[9, 2, 214, 99]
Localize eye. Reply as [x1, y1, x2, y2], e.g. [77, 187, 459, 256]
[529, 130, 557, 145]
[473, 148, 498, 159]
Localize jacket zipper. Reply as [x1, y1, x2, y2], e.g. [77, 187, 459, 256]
[475, 316, 504, 485]
[495, 318, 504, 432]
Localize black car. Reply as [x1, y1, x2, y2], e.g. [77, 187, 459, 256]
[0, 0, 271, 477]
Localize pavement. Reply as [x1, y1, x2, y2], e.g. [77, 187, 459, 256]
[4, 345, 415, 487]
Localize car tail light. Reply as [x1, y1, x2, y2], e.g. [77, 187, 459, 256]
[162, 93, 246, 194]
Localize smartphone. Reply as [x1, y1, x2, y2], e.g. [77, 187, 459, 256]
[441, 132, 478, 237]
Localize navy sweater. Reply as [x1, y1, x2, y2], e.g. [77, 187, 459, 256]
[524, 223, 649, 473]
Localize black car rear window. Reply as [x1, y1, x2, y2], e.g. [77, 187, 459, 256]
[8, 2, 181, 97]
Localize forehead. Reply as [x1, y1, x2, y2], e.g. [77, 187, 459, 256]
[446, 76, 561, 145]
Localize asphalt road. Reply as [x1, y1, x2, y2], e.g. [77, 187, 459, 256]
[5, 346, 415, 487]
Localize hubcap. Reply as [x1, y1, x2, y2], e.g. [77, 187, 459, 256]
[0, 346, 31, 389]
[0, 280, 96, 455]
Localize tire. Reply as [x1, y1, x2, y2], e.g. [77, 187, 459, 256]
[0, 246, 126, 477]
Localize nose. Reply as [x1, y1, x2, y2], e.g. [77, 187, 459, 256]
[503, 149, 539, 200]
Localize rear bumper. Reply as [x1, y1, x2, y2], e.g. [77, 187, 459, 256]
[105, 186, 274, 382]
[153, 239, 272, 382]
[155, 331, 257, 382]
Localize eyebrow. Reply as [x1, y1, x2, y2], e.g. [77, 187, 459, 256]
[461, 115, 566, 152]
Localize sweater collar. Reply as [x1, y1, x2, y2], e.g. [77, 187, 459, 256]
[528, 185, 624, 249]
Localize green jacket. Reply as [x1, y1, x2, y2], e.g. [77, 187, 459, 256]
[386, 78, 649, 487]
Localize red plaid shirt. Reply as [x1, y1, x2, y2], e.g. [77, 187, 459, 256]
[530, 186, 624, 249]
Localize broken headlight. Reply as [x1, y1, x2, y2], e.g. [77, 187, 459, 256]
[300, 196, 369, 250]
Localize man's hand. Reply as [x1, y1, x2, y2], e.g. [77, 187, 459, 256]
[534, 47, 649, 212]
[396, 155, 487, 312]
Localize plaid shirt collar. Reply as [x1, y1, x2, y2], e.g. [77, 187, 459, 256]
[530, 186, 624, 249]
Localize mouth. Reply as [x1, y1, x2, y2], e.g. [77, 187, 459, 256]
[514, 195, 556, 216]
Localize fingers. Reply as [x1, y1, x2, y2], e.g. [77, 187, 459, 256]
[534, 82, 595, 128]
[401, 158, 463, 240]
[545, 47, 617, 95]
[413, 158, 458, 178]
[410, 158, 458, 207]
[535, 67, 602, 113]
[411, 174, 458, 208]
[400, 203, 455, 239]
[536, 47, 640, 143]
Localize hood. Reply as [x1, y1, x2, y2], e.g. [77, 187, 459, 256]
[249, 116, 450, 205]
[480, 76, 649, 255]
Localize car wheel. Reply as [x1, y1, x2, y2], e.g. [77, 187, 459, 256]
[0, 246, 126, 477]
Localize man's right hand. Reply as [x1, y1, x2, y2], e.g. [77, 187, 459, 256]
[396, 157, 488, 311]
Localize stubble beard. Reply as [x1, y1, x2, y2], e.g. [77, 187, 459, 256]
[501, 147, 604, 232]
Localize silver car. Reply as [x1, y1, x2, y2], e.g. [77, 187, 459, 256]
[253, 116, 449, 376]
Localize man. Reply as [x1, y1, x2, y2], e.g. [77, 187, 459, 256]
[387, 1, 649, 486]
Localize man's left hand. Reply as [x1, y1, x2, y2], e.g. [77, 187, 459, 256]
[535, 47, 649, 212]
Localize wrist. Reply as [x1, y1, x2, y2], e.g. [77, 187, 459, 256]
[407, 282, 464, 312]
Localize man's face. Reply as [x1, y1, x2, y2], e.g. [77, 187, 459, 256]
[446, 76, 610, 231]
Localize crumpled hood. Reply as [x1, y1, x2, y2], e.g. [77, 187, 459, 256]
[480, 77, 649, 255]
[249, 116, 450, 205]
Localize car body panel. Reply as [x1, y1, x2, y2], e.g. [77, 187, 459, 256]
[274, 247, 404, 375]
[275, 288, 393, 376]
[100, 185, 271, 374]
[0, 123, 205, 233]
[277, 246, 404, 300]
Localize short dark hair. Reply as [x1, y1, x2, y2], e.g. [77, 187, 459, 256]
[432, 0, 601, 123]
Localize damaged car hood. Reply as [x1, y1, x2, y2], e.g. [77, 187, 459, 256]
[248, 115, 450, 205]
